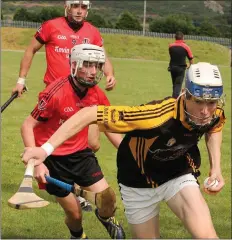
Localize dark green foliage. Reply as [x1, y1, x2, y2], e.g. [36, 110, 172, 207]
[13, 7, 63, 23]
[115, 11, 142, 31]
[87, 11, 108, 28]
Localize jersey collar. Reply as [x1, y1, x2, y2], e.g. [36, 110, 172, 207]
[64, 17, 84, 31]
[69, 75, 88, 99]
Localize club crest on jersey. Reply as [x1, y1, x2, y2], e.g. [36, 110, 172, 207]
[38, 99, 47, 111]
[166, 137, 176, 147]
[82, 38, 90, 44]
[72, 39, 77, 45]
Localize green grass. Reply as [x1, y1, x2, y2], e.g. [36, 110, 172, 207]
[1, 50, 231, 239]
[2, 27, 231, 66]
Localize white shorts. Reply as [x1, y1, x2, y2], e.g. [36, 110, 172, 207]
[119, 173, 199, 224]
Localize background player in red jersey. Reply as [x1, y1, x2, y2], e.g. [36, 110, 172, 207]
[12, 0, 116, 211]
[20, 44, 125, 239]
[12, 0, 115, 93]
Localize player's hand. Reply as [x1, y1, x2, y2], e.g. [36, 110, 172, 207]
[105, 75, 116, 91]
[12, 83, 25, 97]
[203, 171, 224, 195]
[22, 147, 47, 166]
[34, 163, 50, 184]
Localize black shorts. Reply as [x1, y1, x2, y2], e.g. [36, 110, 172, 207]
[44, 148, 104, 197]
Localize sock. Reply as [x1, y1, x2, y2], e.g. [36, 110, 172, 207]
[69, 227, 83, 238]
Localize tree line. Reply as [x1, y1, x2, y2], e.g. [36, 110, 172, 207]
[3, 7, 231, 38]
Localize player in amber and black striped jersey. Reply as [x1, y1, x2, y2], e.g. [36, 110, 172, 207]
[23, 62, 226, 239]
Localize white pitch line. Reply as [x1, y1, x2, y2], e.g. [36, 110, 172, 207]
[1, 49, 230, 68]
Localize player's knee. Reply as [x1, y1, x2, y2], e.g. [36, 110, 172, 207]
[64, 207, 82, 222]
[96, 187, 117, 217]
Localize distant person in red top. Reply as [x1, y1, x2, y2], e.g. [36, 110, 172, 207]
[21, 44, 125, 239]
[168, 31, 194, 98]
[12, 0, 115, 211]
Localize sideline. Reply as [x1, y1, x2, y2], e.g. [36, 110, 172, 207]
[1, 49, 230, 68]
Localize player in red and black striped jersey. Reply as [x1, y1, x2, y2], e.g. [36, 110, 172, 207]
[12, 0, 116, 212]
[12, 0, 115, 93]
[21, 44, 125, 239]
[168, 31, 194, 98]
[23, 62, 226, 238]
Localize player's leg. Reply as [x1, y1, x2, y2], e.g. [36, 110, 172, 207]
[44, 155, 88, 239]
[130, 216, 160, 239]
[119, 183, 161, 239]
[56, 194, 87, 239]
[165, 174, 218, 238]
[76, 124, 101, 212]
[172, 67, 185, 98]
[78, 153, 125, 239]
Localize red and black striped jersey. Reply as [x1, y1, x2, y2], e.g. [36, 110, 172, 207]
[96, 96, 225, 188]
[32, 76, 110, 155]
[34, 17, 103, 85]
[169, 40, 193, 67]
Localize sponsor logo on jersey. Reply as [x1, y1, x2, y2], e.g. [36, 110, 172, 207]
[59, 119, 65, 125]
[70, 35, 79, 39]
[54, 46, 70, 54]
[64, 107, 74, 112]
[57, 35, 67, 40]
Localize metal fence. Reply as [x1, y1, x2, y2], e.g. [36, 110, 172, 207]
[1, 20, 231, 48]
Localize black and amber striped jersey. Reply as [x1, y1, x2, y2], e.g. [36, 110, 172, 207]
[97, 96, 226, 188]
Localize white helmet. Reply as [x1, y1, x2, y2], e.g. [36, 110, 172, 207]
[185, 62, 223, 100]
[65, 0, 91, 9]
[184, 62, 224, 131]
[70, 44, 105, 87]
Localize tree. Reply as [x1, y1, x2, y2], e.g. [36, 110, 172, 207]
[149, 18, 166, 32]
[115, 11, 142, 31]
[149, 14, 195, 35]
[197, 21, 221, 37]
[87, 11, 108, 28]
[36, 7, 63, 22]
[1, 11, 3, 20]
[13, 8, 33, 21]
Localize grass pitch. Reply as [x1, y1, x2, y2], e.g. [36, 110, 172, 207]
[1, 46, 231, 238]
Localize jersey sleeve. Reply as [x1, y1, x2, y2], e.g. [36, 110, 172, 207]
[34, 21, 51, 44]
[92, 28, 104, 47]
[31, 91, 55, 121]
[97, 88, 110, 106]
[208, 108, 226, 133]
[185, 45, 194, 60]
[97, 103, 174, 133]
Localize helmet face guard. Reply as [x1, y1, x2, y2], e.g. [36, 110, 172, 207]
[70, 44, 105, 88]
[65, 1, 91, 25]
[184, 62, 225, 130]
